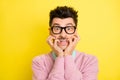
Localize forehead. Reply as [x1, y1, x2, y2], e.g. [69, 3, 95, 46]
[51, 18, 75, 26]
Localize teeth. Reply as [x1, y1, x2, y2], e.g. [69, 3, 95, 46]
[60, 41, 66, 42]
[58, 38, 68, 42]
[59, 39, 66, 41]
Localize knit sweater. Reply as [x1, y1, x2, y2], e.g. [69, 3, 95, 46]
[32, 50, 98, 80]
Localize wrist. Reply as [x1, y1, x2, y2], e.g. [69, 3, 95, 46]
[57, 53, 64, 57]
[64, 53, 71, 56]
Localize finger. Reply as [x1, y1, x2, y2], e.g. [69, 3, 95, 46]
[65, 38, 73, 55]
[54, 39, 59, 47]
[68, 37, 72, 45]
[53, 39, 63, 54]
[75, 34, 80, 41]
[54, 39, 62, 50]
[47, 36, 55, 47]
[69, 36, 78, 47]
[47, 35, 53, 42]
[73, 34, 80, 43]
[67, 38, 73, 48]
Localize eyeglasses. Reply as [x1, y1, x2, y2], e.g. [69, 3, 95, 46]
[51, 26, 76, 34]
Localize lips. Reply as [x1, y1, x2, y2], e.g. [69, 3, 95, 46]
[59, 41, 67, 46]
[58, 39, 68, 46]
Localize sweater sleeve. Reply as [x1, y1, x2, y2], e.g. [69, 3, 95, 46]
[64, 55, 98, 80]
[82, 55, 98, 80]
[64, 55, 82, 80]
[32, 56, 65, 80]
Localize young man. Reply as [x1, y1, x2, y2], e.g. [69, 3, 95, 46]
[32, 6, 98, 80]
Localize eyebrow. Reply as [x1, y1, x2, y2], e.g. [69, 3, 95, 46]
[52, 23, 74, 26]
[66, 23, 74, 26]
[52, 23, 60, 26]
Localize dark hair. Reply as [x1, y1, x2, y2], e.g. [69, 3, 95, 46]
[49, 6, 78, 26]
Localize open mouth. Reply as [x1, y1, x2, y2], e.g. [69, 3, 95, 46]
[58, 38, 68, 46]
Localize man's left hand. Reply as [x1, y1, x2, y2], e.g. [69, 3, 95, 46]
[64, 34, 80, 56]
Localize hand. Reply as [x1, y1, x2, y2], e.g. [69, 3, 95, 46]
[64, 34, 80, 56]
[47, 35, 64, 57]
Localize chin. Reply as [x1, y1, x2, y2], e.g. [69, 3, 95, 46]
[59, 46, 67, 50]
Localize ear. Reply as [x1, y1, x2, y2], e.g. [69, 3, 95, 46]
[74, 28, 80, 38]
[76, 28, 80, 41]
[74, 28, 78, 34]
[48, 27, 52, 35]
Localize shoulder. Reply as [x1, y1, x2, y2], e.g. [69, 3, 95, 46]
[75, 50, 99, 74]
[75, 50, 98, 67]
[75, 51, 98, 72]
[76, 50, 98, 62]
[32, 55, 44, 62]
[32, 53, 53, 64]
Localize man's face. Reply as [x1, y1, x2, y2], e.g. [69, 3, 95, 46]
[49, 17, 77, 50]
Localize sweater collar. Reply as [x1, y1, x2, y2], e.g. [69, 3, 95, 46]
[52, 50, 76, 60]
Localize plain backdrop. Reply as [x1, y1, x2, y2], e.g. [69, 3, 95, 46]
[0, 0, 120, 80]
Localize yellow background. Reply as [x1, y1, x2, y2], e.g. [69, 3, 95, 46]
[0, 0, 120, 80]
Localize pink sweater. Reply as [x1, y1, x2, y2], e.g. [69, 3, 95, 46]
[32, 50, 98, 80]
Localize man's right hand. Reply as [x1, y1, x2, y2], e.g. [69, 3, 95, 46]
[47, 35, 64, 57]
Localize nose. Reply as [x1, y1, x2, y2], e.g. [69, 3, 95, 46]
[59, 29, 67, 37]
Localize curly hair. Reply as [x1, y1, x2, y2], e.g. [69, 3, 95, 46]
[49, 6, 78, 26]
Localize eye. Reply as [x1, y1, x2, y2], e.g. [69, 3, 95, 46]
[53, 26, 61, 30]
[66, 26, 74, 31]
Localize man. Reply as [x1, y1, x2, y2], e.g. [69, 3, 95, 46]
[32, 6, 98, 80]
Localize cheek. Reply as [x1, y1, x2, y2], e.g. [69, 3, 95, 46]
[50, 33, 59, 38]
[67, 34, 74, 38]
